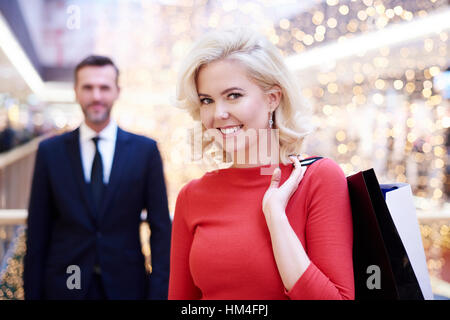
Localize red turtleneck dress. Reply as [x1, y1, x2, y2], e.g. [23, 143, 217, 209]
[168, 158, 355, 300]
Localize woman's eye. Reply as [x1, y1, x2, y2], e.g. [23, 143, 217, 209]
[228, 93, 242, 100]
[200, 98, 213, 105]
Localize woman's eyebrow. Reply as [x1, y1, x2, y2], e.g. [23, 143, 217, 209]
[198, 87, 244, 97]
[221, 87, 244, 95]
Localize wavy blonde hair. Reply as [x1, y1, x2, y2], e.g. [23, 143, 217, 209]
[176, 27, 313, 166]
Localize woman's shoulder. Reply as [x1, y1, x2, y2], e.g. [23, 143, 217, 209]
[177, 177, 200, 198]
[300, 157, 352, 219]
[303, 156, 347, 184]
[176, 172, 213, 201]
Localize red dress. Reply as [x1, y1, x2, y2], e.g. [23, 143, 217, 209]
[168, 158, 355, 300]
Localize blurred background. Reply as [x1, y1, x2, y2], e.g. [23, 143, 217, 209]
[0, 0, 449, 299]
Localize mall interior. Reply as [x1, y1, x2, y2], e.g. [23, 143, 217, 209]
[0, 0, 449, 300]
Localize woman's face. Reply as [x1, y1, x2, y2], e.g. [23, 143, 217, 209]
[196, 59, 280, 162]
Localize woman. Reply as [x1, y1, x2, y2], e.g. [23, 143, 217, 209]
[169, 28, 354, 300]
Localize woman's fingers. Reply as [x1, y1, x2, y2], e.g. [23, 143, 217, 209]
[263, 156, 306, 216]
[290, 155, 304, 179]
[267, 155, 307, 194]
[281, 155, 306, 193]
[269, 167, 282, 189]
[294, 155, 306, 181]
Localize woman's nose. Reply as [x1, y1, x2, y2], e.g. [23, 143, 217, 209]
[214, 102, 230, 120]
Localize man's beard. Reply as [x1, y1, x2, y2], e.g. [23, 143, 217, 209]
[83, 103, 111, 124]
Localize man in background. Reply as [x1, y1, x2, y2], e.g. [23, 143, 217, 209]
[23, 55, 172, 300]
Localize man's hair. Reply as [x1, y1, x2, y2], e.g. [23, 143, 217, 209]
[74, 55, 119, 85]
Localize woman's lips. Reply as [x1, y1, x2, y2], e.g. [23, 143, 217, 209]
[217, 125, 243, 137]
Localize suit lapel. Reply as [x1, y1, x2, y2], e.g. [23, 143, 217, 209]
[64, 128, 97, 224]
[97, 127, 131, 223]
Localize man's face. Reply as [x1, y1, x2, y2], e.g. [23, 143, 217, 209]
[74, 65, 120, 126]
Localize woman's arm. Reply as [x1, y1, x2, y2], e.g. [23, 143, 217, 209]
[168, 184, 202, 300]
[264, 209, 311, 291]
[262, 156, 354, 299]
[262, 156, 310, 291]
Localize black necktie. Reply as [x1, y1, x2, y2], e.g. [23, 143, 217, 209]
[91, 136, 104, 213]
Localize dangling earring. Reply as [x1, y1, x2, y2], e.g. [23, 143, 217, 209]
[268, 111, 274, 129]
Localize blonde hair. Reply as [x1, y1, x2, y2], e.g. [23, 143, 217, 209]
[176, 27, 313, 165]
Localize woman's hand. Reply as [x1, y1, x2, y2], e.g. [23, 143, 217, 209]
[261, 155, 311, 291]
[262, 155, 307, 220]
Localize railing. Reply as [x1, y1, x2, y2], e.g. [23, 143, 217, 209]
[0, 210, 26, 263]
[0, 134, 53, 209]
[0, 135, 51, 300]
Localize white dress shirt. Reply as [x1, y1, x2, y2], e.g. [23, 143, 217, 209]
[79, 120, 118, 184]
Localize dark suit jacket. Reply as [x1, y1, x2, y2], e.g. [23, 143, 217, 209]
[23, 127, 172, 299]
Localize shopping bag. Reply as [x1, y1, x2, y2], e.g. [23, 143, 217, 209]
[347, 169, 430, 300]
[381, 183, 433, 299]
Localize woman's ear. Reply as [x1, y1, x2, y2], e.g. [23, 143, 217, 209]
[267, 85, 282, 112]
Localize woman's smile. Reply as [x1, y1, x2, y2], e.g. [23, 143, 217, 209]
[217, 124, 244, 137]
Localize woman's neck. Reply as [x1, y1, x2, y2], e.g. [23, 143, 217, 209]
[230, 132, 280, 168]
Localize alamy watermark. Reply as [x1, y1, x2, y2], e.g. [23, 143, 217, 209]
[66, 265, 81, 290]
[366, 265, 381, 290]
[66, 5, 81, 30]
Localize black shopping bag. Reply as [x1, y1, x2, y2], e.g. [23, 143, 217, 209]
[347, 169, 424, 300]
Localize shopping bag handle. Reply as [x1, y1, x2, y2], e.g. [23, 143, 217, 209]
[292, 156, 324, 167]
